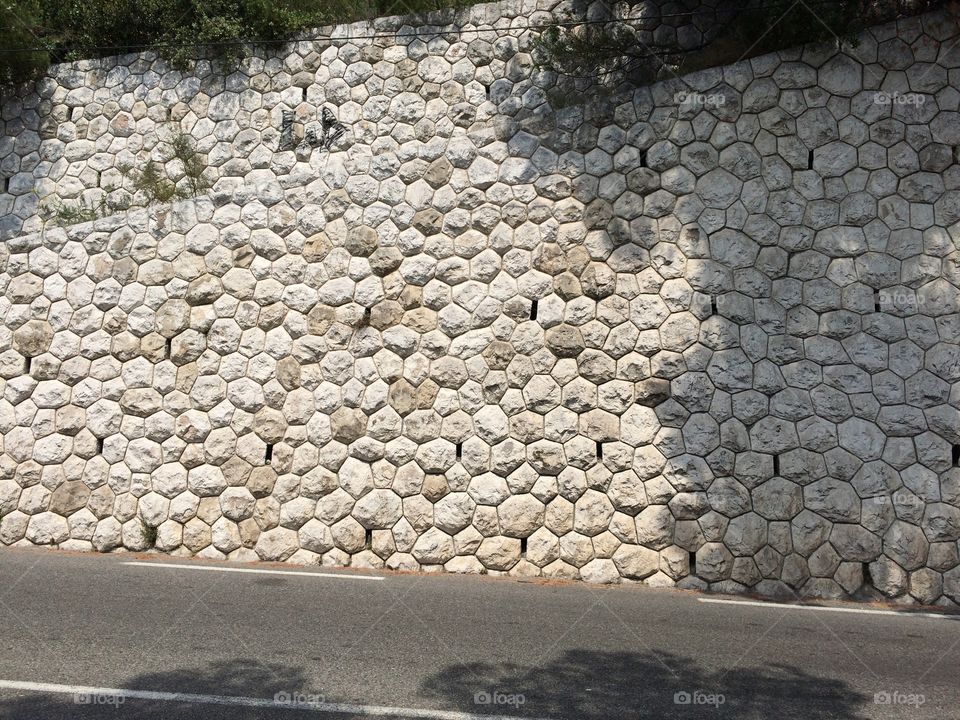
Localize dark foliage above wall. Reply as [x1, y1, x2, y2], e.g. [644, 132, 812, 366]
[0, 0, 467, 91]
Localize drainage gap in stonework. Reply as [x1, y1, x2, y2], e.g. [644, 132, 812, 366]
[365, 529, 372, 550]
[530, 299, 538, 321]
[520, 537, 527, 558]
[596, 441, 603, 460]
[264, 443, 274, 463]
[689, 551, 697, 576]
[953, 444, 960, 466]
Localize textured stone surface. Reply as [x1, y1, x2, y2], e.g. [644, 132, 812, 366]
[0, 3, 958, 607]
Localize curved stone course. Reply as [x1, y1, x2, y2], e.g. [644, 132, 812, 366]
[0, 2, 959, 606]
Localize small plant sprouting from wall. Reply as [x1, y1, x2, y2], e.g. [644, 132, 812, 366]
[123, 130, 212, 205]
[44, 128, 211, 226]
[140, 521, 158, 549]
[171, 131, 213, 197]
[128, 159, 177, 205]
[47, 196, 111, 225]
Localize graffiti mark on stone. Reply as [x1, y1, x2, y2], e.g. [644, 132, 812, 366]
[280, 105, 348, 153]
[318, 107, 346, 149]
[280, 109, 297, 151]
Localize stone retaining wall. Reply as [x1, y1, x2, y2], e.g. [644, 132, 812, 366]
[1, 2, 959, 606]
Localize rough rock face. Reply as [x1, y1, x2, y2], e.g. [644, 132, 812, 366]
[0, 2, 959, 607]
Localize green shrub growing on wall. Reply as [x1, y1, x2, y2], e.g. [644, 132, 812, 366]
[125, 131, 211, 204]
[44, 127, 213, 225]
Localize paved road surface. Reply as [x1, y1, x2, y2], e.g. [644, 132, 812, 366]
[0, 548, 956, 719]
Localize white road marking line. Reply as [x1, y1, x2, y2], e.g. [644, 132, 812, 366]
[0, 680, 552, 720]
[121, 561, 384, 581]
[698, 597, 953, 619]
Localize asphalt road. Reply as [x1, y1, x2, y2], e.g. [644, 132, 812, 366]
[0, 548, 956, 719]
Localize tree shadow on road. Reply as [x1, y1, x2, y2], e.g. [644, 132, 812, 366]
[0, 649, 874, 719]
[419, 648, 872, 719]
[0, 658, 326, 720]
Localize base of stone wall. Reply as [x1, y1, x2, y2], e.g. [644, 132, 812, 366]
[5, 539, 958, 612]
